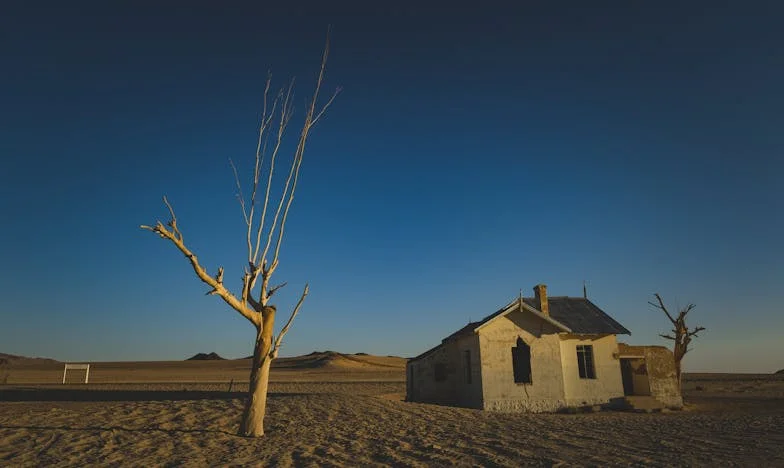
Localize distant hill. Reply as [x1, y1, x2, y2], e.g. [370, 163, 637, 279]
[186, 352, 226, 361]
[0, 352, 59, 366]
[776, 369, 784, 375]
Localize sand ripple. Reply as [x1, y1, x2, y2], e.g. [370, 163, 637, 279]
[1, 382, 783, 466]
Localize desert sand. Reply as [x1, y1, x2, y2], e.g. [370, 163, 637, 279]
[1, 353, 783, 466]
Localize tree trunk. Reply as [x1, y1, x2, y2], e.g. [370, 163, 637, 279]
[674, 358, 682, 390]
[239, 323, 274, 437]
[674, 342, 684, 391]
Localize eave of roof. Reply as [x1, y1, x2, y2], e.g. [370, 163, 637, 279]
[474, 299, 572, 334]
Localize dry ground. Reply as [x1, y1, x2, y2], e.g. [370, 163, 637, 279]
[1, 357, 783, 467]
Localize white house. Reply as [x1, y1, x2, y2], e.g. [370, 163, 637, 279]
[406, 284, 681, 412]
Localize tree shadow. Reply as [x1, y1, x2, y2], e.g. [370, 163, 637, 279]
[0, 388, 306, 402]
[0, 423, 238, 437]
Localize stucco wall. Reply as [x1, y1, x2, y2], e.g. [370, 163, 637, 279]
[406, 334, 482, 408]
[478, 310, 567, 412]
[618, 343, 683, 408]
[559, 334, 624, 407]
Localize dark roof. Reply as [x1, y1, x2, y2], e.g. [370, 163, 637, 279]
[409, 296, 630, 362]
[522, 297, 631, 335]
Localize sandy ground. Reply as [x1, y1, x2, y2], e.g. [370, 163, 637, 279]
[1, 361, 783, 467]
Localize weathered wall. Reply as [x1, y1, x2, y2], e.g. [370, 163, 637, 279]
[618, 343, 683, 408]
[406, 334, 482, 408]
[559, 334, 625, 406]
[478, 310, 567, 412]
[627, 358, 652, 395]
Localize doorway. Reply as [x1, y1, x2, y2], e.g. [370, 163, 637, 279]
[620, 358, 650, 396]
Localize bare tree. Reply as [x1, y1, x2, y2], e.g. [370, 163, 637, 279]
[141, 35, 339, 437]
[649, 293, 706, 386]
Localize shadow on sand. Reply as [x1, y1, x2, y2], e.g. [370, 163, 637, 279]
[0, 387, 305, 402]
[0, 423, 239, 436]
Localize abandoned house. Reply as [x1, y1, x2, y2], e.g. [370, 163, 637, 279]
[406, 284, 682, 412]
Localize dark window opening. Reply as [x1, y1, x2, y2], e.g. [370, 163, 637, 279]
[434, 362, 447, 382]
[577, 345, 596, 379]
[512, 337, 532, 383]
[464, 350, 472, 384]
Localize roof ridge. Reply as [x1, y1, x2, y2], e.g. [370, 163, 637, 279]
[523, 295, 589, 300]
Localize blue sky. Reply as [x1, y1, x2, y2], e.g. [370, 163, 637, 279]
[1, 2, 782, 372]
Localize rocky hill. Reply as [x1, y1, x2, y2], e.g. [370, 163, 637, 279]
[186, 352, 226, 361]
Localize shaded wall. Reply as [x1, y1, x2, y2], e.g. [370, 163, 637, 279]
[406, 334, 482, 408]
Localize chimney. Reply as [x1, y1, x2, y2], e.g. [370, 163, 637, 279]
[534, 284, 549, 316]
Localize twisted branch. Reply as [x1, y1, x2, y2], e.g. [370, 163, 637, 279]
[142, 198, 260, 327]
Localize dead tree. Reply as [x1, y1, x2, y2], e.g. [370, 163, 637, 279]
[649, 293, 706, 386]
[141, 35, 339, 437]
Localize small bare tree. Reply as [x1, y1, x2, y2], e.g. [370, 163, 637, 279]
[141, 36, 339, 437]
[649, 293, 706, 386]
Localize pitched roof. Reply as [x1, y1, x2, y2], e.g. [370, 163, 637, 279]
[522, 297, 631, 335]
[410, 296, 630, 361]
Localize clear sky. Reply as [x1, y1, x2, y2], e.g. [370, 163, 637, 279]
[1, 2, 782, 372]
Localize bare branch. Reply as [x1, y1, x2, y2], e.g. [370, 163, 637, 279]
[141, 202, 259, 327]
[688, 326, 706, 337]
[268, 35, 333, 273]
[246, 75, 276, 265]
[247, 294, 261, 312]
[206, 266, 225, 295]
[255, 81, 295, 268]
[270, 284, 309, 358]
[659, 334, 676, 341]
[268, 282, 288, 298]
[229, 158, 250, 228]
[162, 196, 181, 240]
[310, 86, 342, 127]
[650, 293, 677, 324]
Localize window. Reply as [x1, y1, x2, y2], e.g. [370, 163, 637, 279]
[434, 362, 447, 382]
[464, 350, 472, 384]
[512, 337, 532, 383]
[576, 345, 596, 379]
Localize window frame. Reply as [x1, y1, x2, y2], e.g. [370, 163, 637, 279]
[512, 337, 533, 384]
[576, 344, 597, 379]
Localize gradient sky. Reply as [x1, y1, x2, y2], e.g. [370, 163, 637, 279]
[1, 2, 782, 372]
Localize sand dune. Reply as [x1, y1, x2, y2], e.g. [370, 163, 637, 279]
[273, 351, 406, 370]
[1, 352, 406, 385]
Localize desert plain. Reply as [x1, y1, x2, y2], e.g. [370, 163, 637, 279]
[1, 352, 783, 467]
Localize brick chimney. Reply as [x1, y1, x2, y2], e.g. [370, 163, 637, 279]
[534, 284, 549, 316]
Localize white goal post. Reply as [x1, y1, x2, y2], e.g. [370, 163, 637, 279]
[62, 363, 90, 384]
